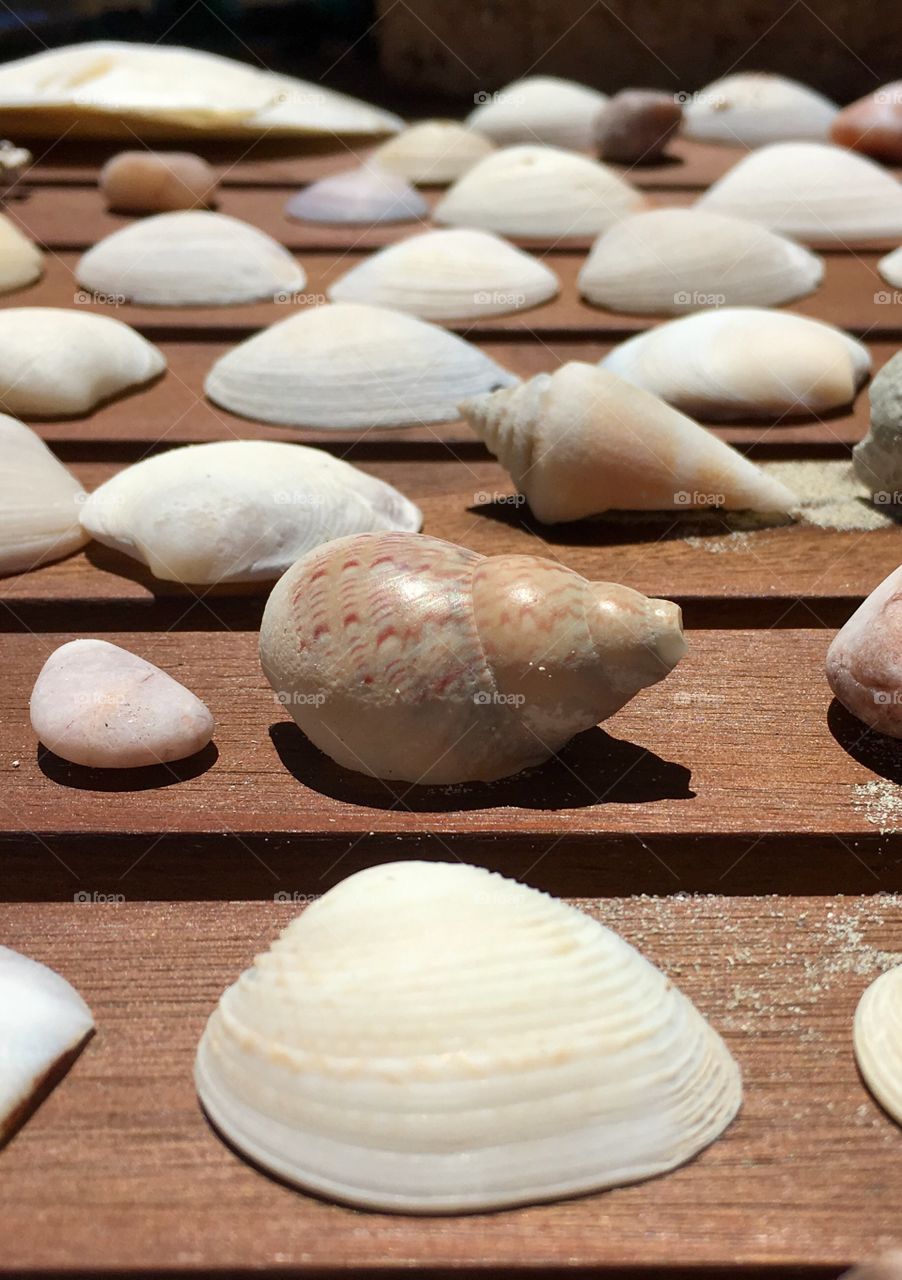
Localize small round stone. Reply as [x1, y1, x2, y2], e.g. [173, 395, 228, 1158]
[594, 90, 682, 164]
[832, 84, 902, 162]
[99, 150, 218, 213]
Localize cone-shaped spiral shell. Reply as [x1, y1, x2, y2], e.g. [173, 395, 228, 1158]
[76, 210, 305, 306]
[684, 73, 838, 146]
[854, 966, 902, 1126]
[0, 416, 88, 576]
[80, 441, 422, 586]
[0, 213, 42, 294]
[327, 228, 559, 321]
[853, 352, 902, 496]
[601, 309, 870, 421]
[461, 362, 798, 521]
[372, 120, 495, 185]
[697, 143, 902, 247]
[260, 530, 686, 784]
[826, 564, 902, 737]
[196, 859, 741, 1211]
[467, 76, 608, 150]
[434, 144, 645, 239]
[0, 308, 165, 416]
[285, 166, 427, 225]
[578, 208, 823, 314]
[832, 84, 902, 163]
[0, 946, 93, 1143]
[205, 303, 518, 429]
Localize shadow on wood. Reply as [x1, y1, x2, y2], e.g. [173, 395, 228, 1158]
[828, 697, 902, 782]
[37, 741, 219, 792]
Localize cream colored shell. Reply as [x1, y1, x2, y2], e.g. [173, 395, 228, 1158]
[854, 966, 902, 1126]
[0, 415, 89, 576]
[285, 166, 427, 225]
[684, 73, 838, 146]
[372, 120, 495, 185]
[0, 213, 42, 294]
[467, 76, 608, 150]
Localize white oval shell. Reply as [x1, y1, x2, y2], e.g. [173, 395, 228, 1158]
[285, 166, 426, 225]
[196, 860, 741, 1212]
[854, 966, 902, 1125]
[0, 213, 42, 294]
[684, 73, 838, 146]
[467, 76, 608, 150]
[372, 120, 495, 184]
[877, 246, 902, 289]
[0, 415, 88, 576]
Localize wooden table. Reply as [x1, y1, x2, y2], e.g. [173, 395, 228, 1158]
[2, 134, 901, 1278]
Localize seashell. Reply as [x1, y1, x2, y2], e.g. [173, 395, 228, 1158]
[0, 140, 31, 198]
[825, 564, 902, 736]
[80, 440, 422, 587]
[205, 302, 518, 429]
[434, 144, 645, 239]
[467, 76, 608, 151]
[602, 308, 870, 421]
[328, 228, 559, 321]
[372, 120, 495, 185]
[0, 307, 165, 416]
[684, 73, 838, 146]
[697, 142, 902, 247]
[461, 362, 798, 521]
[76, 210, 305, 306]
[260, 530, 687, 784]
[841, 1252, 902, 1280]
[285, 165, 427, 225]
[877, 245, 902, 290]
[578, 208, 823, 314]
[0, 946, 93, 1143]
[594, 89, 682, 164]
[0, 211, 42, 293]
[30, 638, 214, 768]
[196, 859, 741, 1211]
[833, 84, 902, 163]
[854, 965, 902, 1125]
[99, 149, 217, 212]
[854, 352, 902, 496]
[0, 415, 88, 576]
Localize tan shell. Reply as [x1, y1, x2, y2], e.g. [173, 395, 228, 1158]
[99, 150, 218, 212]
[372, 120, 495, 185]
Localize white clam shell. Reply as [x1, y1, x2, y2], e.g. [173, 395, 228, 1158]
[328, 228, 559, 321]
[205, 303, 518, 429]
[467, 76, 608, 150]
[877, 246, 902, 289]
[462, 362, 798, 521]
[77, 210, 305, 306]
[0, 307, 165, 416]
[602, 308, 870, 420]
[434, 144, 644, 239]
[196, 860, 741, 1213]
[80, 440, 422, 586]
[285, 166, 427, 225]
[684, 73, 838, 146]
[372, 120, 495, 185]
[697, 142, 902, 247]
[0, 212, 42, 294]
[0, 415, 88, 576]
[0, 946, 93, 1143]
[578, 208, 823, 314]
[854, 966, 902, 1126]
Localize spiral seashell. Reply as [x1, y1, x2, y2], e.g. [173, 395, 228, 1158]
[260, 530, 685, 784]
[826, 565, 902, 737]
[854, 966, 902, 1126]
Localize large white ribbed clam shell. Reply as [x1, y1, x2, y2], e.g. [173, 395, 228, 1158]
[467, 76, 608, 150]
[578, 208, 823, 314]
[601, 309, 870, 420]
[0, 946, 93, 1143]
[0, 308, 165, 416]
[854, 966, 902, 1126]
[461, 362, 798, 520]
[0, 213, 42, 294]
[0, 415, 88, 576]
[372, 120, 495, 185]
[328, 228, 559, 320]
[684, 73, 838, 146]
[434, 144, 644, 238]
[285, 166, 427, 225]
[79, 440, 422, 586]
[196, 861, 741, 1212]
[697, 143, 902, 246]
[205, 303, 518, 429]
[76, 210, 305, 306]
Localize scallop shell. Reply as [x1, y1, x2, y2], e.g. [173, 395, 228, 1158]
[80, 440, 422, 587]
[0, 415, 88, 576]
[434, 144, 645, 238]
[684, 73, 838, 146]
[260, 530, 686, 784]
[328, 228, 559, 321]
[0, 946, 93, 1144]
[205, 303, 518, 429]
[602, 309, 870, 420]
[76, 210, 305, 306]
[0, 212, 42, 293]
[285, 166, 427, 225]
[697, 142, 902, 247]
[196, 860, 741, 1212]
[854, 966, 902, 1125]
[825, 564, 902, 736]
[372, 120, 495, 185]
[461, 362, 798, 521]
[0, 308, 165, 416]
[578, 208, 823, 314]
[467, 76, 608, 150]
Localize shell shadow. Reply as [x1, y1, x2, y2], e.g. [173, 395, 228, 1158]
[827, 697, 902, 783]
[37, 741, 218, 792]
[269, 721, 694, 812]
